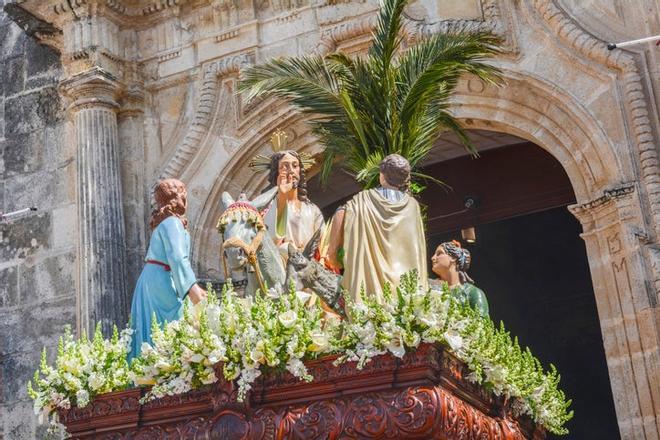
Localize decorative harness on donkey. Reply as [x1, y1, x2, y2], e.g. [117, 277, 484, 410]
[216, 201, 268, 294]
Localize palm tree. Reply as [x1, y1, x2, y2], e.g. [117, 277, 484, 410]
[238, 0, 502, 189]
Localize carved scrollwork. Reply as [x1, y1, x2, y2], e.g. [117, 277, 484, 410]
[60, 344, 542, 439]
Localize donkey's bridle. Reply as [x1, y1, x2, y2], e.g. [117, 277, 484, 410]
[219, 203, 268, 294]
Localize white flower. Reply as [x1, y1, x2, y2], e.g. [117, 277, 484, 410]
[154, 360, 174, 372]
[208, 347, 226, 365]
[141, 342, 154, 356]
[295, 290, 312, 305]
[286, 358, 311, 381]
[386, 335, 406, 358]
[61, 358, 80, 376]
[88, 372, 104, 391]
[190, 353, 205, 363]
[57, 398, 71, 410]
[278, 310, 297, 328]
[75, 390, 89, 407]
[310, 331, 329, 352]
[443, 330, 463, 352]
[265, 287, 281, 299]
[249, 348, 265, 364]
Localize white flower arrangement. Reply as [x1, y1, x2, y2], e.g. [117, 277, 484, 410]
[333, 270, 573, 435]
[29, 272, 572, 435]
[132, 284, 339, 402]
[27, 324, 133, 426]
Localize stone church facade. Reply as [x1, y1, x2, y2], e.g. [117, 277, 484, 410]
[0, 0, 658, 438]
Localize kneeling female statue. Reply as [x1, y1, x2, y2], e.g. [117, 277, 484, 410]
[431, 240, 489, 318]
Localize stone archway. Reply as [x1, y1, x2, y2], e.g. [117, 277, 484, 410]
[188, 68, 658, 437]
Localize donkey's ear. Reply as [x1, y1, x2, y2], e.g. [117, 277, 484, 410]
[251, 186, 278, 210]
[287, 242, 298, 258]
[221, 192, 234, 210]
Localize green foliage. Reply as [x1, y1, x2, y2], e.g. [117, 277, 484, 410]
[238, 0, 502, 188]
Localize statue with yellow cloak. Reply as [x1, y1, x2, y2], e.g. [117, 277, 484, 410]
[324, 154, 428, 303]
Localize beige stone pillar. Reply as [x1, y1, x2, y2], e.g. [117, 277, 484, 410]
[570, 185, 660, 439]
[60, 68, 129, 335]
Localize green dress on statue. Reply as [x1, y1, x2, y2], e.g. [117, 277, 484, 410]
[430, 279, 489, 318]
[451, 283, 489, 318]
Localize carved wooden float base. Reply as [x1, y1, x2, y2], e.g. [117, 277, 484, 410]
[58, 344, 545, 439]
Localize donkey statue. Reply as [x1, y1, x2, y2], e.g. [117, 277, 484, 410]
[218, 187, 345, 316]
[217, 187, 285, 296]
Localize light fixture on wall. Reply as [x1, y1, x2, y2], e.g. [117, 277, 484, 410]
[461, 226, 476, 244]
[461, 196, 478, 244]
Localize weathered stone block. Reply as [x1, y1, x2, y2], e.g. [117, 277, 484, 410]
[4, 87, 62, 136]
[0, 213, 51, 261]
[0, 21, 27, 58]
[0, 131, 43, 176]
[19, 252, 76, 303]
[3, 55, 25, 96]
[0, 295, 75, 358]
[0, 265, 18, 307]
[0, 402, 39, 440]
[0, 350, 37, 403]
[25, 38, 59, 77]
[3, 167, 68, 212]
[50, 205, 76, 250]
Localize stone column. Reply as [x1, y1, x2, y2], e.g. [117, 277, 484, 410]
[570, 185, 660, 439]
[60, 68, 128, 335]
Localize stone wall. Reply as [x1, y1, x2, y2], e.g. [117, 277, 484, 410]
[0, 0, 659, 438]
[0, 1, 73, 438]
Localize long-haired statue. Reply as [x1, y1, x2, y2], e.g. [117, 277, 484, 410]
[129, 178, 206, 360]
[250, 129, 323, 260]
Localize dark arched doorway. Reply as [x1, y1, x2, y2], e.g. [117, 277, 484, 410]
[307, 130, 620, 439]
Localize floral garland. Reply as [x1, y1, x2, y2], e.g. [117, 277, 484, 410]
[29, 272, 573, 435]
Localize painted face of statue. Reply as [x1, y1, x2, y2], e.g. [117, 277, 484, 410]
[278, 152, 300, 186]
[431, 245, 454, 275]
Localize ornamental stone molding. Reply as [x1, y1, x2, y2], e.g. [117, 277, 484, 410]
[530, 0, 660, 241]
[158, 51, 254, 181]
[5, 0, 660, 437]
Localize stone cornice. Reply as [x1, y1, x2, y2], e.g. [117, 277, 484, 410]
[316, 12, 378, 55]
[569, 183, 636, 215]
[568, 183, 639, 232]
[2, 3, 63, 51]
[49, 0, 189, 18]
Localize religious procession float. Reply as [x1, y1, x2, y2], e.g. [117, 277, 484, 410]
[27, 0, 573, 438]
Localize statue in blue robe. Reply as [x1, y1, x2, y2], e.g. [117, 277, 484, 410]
[129, 179, 205, 361]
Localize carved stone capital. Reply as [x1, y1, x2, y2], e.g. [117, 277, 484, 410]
[59, 68, 123, 112]
[568, 183, 636, 228]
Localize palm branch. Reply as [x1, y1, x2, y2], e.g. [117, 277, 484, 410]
[238, 0, 503, 189]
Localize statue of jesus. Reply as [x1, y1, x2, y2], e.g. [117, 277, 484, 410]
[325, 154, 428, 303]
[261, 149, 324, 260]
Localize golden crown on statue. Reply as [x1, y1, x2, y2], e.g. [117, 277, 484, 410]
[270, 128, 288, 152]
[249, 128, 315, 172]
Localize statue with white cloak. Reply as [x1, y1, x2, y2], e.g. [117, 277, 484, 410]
[325, 154, 428, 303]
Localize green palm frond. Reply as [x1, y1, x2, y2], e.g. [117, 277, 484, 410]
[238, 0, 503, 189]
